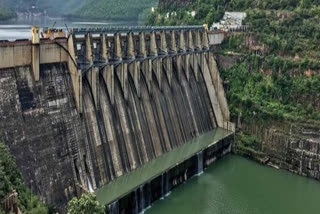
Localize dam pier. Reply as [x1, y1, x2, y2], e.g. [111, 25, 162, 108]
[0, 25, 235, 212]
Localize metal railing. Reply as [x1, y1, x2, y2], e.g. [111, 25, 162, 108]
[72, 25, 205, 35]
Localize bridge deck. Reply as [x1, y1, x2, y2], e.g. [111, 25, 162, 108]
[95, 128, 233, 205]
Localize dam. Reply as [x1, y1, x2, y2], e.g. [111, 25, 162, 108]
[0, 25, 235, 212]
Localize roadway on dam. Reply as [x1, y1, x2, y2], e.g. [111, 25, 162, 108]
[95, 128, 232, 205]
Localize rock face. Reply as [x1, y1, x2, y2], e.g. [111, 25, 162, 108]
[242, 122, 320, 180]
[216, 54, 241, 70]
[215, 53, 320, 180]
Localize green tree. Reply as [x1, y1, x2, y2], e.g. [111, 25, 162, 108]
[67, 193, 105, 214]
[0, 159, 5, 199]
[0, 141, 48, 213]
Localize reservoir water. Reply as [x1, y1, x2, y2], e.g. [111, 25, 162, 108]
[146, 155, 320, 214]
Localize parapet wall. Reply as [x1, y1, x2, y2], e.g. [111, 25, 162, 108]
[40, 40, 68, 64]
[0, 39, 68, 69]
[0, 41, 32, 68]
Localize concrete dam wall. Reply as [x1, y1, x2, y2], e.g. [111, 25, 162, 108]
[0, 26, 235, 211]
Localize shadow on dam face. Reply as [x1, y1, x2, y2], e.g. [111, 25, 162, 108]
[80, 57, 234, 211]
[0, 63, 84, 210]
[81, 58, 218, 187]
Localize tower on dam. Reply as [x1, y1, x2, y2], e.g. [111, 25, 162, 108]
[0, 25, 235, 212]
[31, 26, 40, 81]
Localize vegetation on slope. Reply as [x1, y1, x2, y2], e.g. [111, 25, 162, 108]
[147, 0, 226, 26]
[71, 0, 158, 21]
[0, 140, 49, 214]
[245, 8, 320, 58]
[148, 0, 320, 26]
[220, 55, 320, 124]
[0, 5, 16, 20]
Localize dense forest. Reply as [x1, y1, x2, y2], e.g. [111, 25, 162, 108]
[147, 0, 226, 26]
[220, 55, 320, 123]
[0, 140, 49, 214]
[148, 0, 320, 26]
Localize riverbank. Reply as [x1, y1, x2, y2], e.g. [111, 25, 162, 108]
[233, 120, 320, 181]
[213, 44, 320, 181]
[215, 52, 320, 182]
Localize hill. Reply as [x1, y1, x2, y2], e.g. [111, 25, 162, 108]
[0, 0, 157, 20]
[71, 0, 158, 21]
[0, 4, 16, 20]
[0, 0, 85, 16]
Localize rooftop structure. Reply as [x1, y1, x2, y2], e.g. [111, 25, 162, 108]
[159, 0, 194, 6]
[211, 12, 247, 32]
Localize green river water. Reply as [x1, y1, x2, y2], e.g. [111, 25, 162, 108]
[145, 155, 320, 214]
